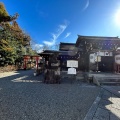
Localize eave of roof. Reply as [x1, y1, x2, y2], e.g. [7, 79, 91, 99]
[76, 35, 120, 46]
[60, 42, 75, 45]
[78, 35, 119, 39]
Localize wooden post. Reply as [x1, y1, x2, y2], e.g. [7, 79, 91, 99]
[24, 58, 27, 70]
[36, 57, 38, 70]
[96, 56, 98, 72]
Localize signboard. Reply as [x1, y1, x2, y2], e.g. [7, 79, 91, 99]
[68, 68, 76, 74]
[67, 60, 78, 68]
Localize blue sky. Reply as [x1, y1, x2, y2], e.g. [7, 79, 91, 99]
[1, 0, 120, 51]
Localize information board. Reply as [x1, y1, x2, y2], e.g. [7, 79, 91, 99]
[68, 68, 76, 74]
[67, 60, 78, 68]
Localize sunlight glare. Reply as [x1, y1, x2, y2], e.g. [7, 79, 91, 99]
[115, 9, 120, 26]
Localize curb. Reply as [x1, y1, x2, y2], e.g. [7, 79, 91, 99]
[84, 88, 102, 120]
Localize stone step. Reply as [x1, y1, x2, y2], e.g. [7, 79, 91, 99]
[76, 76, 84, 80]
[100, 82, 120, 86]
[93, 76, 120, 86]
[77, 74, 84, 77]
[96, 76, 120, 79]
[98, 78, 120, 82]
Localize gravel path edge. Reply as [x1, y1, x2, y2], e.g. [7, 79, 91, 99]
[83, 87, 102, 120]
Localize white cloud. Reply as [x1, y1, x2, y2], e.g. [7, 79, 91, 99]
[34, 44, 43, 47]
[31, 43, 44, 53]
[83, 0, 89, 11]
[64, 32, 71, 38]
[43, 23, 68, 46]
[36, 49, 43, 53]
[31, 21, 69, 53]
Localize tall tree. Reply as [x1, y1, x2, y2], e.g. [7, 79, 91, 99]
[0, 2, 36, 66]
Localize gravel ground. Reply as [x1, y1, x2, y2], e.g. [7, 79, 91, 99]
[0, 70, 100, 120]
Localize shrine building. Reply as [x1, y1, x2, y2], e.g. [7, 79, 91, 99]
[76, 35, 120, 73]
[39, 35, 120, 73]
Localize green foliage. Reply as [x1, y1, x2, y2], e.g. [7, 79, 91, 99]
[0, 2, 36, 66]
[0, 3, 18, 23]
[0, 2, 8, 17]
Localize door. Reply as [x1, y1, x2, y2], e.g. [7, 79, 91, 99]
[99, 56, 113, 72]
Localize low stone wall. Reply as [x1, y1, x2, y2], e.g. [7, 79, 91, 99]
[0, 65, 18, 73]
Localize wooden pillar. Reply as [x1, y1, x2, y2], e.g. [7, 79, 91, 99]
[36, 57, 38, 70]
[24, 58, 27, 69]
[114, 63, 116, 73]
[118, 65, 120, 73]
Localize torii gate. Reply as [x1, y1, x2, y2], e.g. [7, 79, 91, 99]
[23, 55, 42, 70]
[31, 55, 42, 70]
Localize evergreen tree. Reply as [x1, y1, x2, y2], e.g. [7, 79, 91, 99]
[0, 2, 36, 66]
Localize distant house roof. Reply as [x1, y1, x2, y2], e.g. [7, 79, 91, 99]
[59, 42, 75, 51]
[38, 50, 59, 55]
[42, 50, 59, 53]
